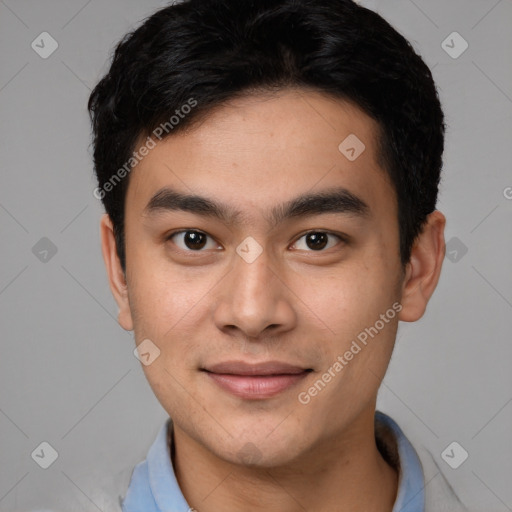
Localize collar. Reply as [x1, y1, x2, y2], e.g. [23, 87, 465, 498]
[375, 411, 425, 512]
[122, 411, 425, 512]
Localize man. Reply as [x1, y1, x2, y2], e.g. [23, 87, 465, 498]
[88, 0, 467, 510]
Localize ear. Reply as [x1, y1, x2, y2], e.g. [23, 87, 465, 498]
[398, 210, 446, 322]
[100, 214, 134, 331]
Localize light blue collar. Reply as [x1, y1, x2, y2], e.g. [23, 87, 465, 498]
[122, 411, 425, 511]
[375, 411, 425, 512]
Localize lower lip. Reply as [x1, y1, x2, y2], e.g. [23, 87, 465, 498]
[205, 372, 309, 399]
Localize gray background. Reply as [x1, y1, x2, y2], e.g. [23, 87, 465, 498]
[0, 0, 511, 510]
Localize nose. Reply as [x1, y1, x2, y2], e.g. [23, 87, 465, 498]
[213, 245, 296, 340]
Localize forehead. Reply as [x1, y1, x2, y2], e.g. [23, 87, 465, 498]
[126, 89, 395, 223]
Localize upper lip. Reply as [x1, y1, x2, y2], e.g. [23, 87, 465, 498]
[203, 360, 310, 376]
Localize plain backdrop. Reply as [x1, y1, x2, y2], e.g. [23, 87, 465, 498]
[1, 0, 511, 510]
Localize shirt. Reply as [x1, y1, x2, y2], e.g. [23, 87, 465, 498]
[120, 410, 468, 512]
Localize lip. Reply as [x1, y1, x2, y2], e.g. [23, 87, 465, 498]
[202, 360, 311, 399]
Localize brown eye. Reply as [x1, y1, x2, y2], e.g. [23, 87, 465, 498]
[168, 230, 219, 251]
[292, 231, 343, 251]
[305, 232, 328, 250]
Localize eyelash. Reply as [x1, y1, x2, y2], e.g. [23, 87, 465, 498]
[165, 229, 347, 253]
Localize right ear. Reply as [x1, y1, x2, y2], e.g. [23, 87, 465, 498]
[100, 214, 134, 331]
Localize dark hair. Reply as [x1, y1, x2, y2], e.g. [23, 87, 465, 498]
[88, 0, 445, 271]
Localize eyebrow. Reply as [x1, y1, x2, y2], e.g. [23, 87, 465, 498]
[143, 186, 370, 228]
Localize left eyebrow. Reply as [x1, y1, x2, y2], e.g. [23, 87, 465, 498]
[143, 186, 370, 228]
[269, 187, 370, 227]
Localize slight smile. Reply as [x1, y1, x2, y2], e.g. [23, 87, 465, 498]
[202, 361, 313, 399]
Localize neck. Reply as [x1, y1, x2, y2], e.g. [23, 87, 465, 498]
[171, 407, 398, 512]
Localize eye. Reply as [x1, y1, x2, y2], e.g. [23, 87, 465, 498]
[291, 231, 344, 252]
[167, 230, 221, 251]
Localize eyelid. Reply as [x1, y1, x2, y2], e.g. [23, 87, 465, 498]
[290, 230, 347, 251]
[165, 228, 348, 252]
[166, 229, 222, 252]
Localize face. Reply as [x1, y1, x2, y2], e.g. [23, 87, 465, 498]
[109, 89, 409, 466]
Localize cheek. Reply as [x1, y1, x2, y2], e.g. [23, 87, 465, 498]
[296, 257, 401, 401]
[127, 259, 207, 336]
[300, 261, 395, 341]
[126, 261, 227, 382]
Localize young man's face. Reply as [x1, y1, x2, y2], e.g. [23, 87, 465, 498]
[102, 89, 437, 467]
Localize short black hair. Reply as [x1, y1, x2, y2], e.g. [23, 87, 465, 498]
[88, 0, 445, 271]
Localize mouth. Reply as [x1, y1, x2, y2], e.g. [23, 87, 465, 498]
[201, 361, 313, 400]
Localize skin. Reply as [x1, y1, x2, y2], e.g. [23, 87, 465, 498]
[101, 88, 446, 511]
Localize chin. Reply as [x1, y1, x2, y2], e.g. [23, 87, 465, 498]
[225, 439, 301, 468]
[207, 422, 308, 469]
